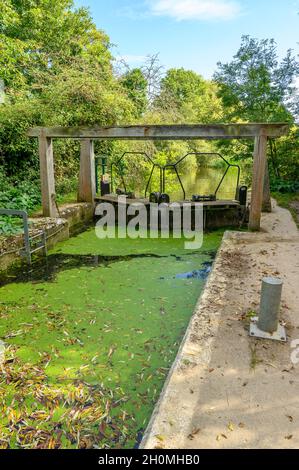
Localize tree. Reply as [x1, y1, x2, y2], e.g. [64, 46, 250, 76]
[153, 68, 223, 124]
[159, 68, 205, 106]
[0, 0, 113, 97]
[120, 68, 148, 117]
[0, 0, 137, 181]
[141, 54, 165, 104]
[214, 35, 299, 122]
[213, 35, 299, 190]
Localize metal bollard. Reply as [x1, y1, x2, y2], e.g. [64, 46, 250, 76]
[250, 277, 286, 342]
[258, 277, 283, 333]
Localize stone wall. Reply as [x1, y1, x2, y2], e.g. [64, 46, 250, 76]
[0, 203, 94, 272]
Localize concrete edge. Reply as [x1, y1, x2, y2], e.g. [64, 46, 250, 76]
[140, 230, 233, 448]
[223, 231, 299, 245]
[141, 225, 299, 448]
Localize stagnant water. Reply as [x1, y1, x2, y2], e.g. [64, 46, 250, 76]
[0, 229, 222, 449]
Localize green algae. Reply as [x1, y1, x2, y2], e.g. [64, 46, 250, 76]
[0, 228, 222, 448]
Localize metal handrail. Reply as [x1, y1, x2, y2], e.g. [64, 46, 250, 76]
[108, 151, 241, 201]
[110, 152, 163, 198]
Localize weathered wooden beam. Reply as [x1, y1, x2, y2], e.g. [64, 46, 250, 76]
[28, 123, 290, 140]
[78, 139, 96, 204]
[39, 134, 59, 218]
[262, 159, 272, 213]
[249, 132, 268, 231]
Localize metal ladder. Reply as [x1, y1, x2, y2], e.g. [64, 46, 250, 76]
[0, 209, 47, 265]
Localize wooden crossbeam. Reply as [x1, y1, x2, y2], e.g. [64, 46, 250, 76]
[30, 123, 290, 229]
[28, 123, 289, 140]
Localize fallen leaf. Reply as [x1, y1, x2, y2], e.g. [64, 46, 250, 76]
[188, 428, 201, 440]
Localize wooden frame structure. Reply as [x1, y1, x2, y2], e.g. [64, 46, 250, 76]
[28, 123, 290, 231]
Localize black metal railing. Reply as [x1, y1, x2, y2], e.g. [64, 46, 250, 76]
[102, 151, 241, 201]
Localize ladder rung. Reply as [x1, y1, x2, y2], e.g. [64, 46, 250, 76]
[30, 245, 46, 254]
[29, 232, 44, 241]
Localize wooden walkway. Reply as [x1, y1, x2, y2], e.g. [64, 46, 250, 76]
[95, 194, 240, 209]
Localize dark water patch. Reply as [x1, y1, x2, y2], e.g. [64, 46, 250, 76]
[0, 250, 217, 288]
[158, 260, 213, 282]
[134, 429, 145, 449]
[175, 261, 212, 280]
[0, 253, 165, 287]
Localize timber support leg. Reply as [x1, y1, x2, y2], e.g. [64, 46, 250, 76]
[78, 139, 96, 204]
[262, 159, 272, 213]
[39, 133, 59, 218]
[249, 132, 268, 231]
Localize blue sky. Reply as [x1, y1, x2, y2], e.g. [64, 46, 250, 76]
[75, 0, 299, 78]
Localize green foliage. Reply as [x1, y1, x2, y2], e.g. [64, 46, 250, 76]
[0, 2, 298, 236]
[271, 191, 299, 226]
[0, 99, 41, 174]
[120, 68, 148, 117]
[270, 178, 299, 194]
[0, 167, 41, 234]
[0, 0, 113, 95]
[153, 67, 223, 124]
[214, 35, 299, 182]
[214, 35, 298, 122]
[159, 68, 206, 107]
[0, 0, 139, 224]
[269, 127, 299, 182]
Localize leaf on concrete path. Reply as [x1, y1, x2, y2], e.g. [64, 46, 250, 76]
[188, 428, 201, 440]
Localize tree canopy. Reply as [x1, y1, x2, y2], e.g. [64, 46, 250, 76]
[214, 35, 299, 123]
[0, 1, 298, 215]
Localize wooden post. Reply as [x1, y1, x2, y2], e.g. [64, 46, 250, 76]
[39, 133, 59, 218]
[78, 139, 96, 204]
[249, 132, 268, 231]
[262, 160, 272, 213]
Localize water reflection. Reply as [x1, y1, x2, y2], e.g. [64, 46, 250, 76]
[168, 167, 239, 201]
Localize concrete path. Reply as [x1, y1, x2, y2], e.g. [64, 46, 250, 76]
[142, 200, 299, 449]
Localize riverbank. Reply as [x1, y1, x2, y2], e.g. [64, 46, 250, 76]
[142, 199, 299, 449]
[272, 192, 299, 227]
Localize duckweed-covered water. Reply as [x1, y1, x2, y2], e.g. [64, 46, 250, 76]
[0, 229, 222, 449]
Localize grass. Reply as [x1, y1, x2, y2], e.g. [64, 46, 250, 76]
[29, 192, 78, 217]
[272, 192, 299, 227]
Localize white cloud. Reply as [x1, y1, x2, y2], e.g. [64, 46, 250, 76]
[147, 0, 241, 21]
